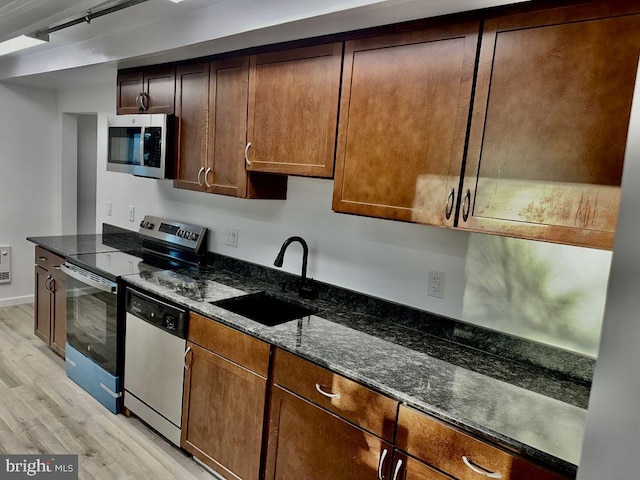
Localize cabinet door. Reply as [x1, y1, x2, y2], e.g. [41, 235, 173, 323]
[116, 67, 175, 115]
[208, 57, 251, 196]
[247, 43, 342, 178]
[458, 3, 640, 249]
[143, 66, 176, 114]
[333, 22, 480, 227]
[34, 266, 51, 345]
[173, 63, 210, 191]
[50, 268, 67, 359]
[116, 71, 144, 115]
[181, 341, 266, 480]
[264, 386, 393, 480]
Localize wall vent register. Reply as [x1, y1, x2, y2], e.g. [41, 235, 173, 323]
[0, 246, 10, 284]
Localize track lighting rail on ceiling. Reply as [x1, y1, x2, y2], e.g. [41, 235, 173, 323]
[34, 0, 152, 39]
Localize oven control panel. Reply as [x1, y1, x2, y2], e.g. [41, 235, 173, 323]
[138, 215, 207, 254]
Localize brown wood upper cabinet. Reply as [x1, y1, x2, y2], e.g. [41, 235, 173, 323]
[173, 58, 287, 198]
[246, 43, 343, 178]
[457, 2, 640, 249]
[173, 63, 210, 191]
[116, 66, 176, 115]
[208, 57, 287, 198]
[333, 21, 480, 227]
[181, 313, 271, 480]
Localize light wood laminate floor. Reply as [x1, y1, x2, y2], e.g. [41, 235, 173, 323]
[0, 304, 214, 480]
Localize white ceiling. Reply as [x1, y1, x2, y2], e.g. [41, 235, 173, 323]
[0, 0, 528, 90]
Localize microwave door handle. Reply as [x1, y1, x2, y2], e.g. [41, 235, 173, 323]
[139, 126, 146, 166]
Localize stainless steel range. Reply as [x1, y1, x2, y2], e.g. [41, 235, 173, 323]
[62, 216, 207, 414]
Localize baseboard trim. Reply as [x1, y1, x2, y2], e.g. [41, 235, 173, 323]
[0, 294, 34, 308]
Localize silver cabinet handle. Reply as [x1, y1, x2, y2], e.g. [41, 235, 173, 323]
[204, 167, 212, 188]
[38, 256, 47, 262]
[391, 459, 403, 480]
[244, 142, 252, 167]
[445, 188, 455, 220]
[462, 188, 471, 222]
[462, 456, 503, 479]
[315, 383, 341, 399]
[197, 167, 205, 187]
[139, 92, 149, 111]
[184, 346, 192, 369]
[377, 449, 388, 480]
[45, 275, 53, 293]
[135, 92, 143, 111]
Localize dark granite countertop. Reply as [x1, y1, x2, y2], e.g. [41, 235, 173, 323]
[27, 228, 141, 258]
[125, 265, 585, 476]
[28, 233, 587, 476]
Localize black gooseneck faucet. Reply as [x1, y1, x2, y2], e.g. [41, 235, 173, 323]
[274, 236, 315, 298]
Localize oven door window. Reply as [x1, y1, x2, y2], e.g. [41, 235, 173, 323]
[66, 276, 118, 375]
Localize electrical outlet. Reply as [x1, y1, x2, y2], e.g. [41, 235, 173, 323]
[128, 205, 135, 222]
[428, 270, 445, 299]
[106, 202, 112, 216]
[225, 228, 239, 248]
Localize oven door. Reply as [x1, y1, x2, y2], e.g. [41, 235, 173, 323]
[61, 264, 118, 376]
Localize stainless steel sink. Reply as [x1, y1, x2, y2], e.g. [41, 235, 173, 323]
[211, 291, 316, 326]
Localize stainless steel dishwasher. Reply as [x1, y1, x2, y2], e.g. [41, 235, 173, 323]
[124, 287, 188, 447]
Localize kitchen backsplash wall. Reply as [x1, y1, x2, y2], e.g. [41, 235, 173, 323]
[58, 83, 613, 358]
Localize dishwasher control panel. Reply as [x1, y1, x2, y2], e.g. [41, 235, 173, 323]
[126, 288, 188, 339]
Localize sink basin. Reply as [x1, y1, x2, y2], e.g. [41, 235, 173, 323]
[211, 291, 316, 326]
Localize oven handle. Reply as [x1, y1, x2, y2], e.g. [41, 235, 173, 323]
[60, 264, 117, 294]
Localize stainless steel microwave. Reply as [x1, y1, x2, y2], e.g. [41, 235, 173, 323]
[107, 114, 173, 179]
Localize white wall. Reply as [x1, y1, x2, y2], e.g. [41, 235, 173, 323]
[76, 114, 97, 234]
[0, 83, 59, 306]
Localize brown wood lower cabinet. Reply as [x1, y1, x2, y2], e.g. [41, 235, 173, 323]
[33, 247, 66, 358]
[396, 406, 570, 480]
[265, 385, 393, 480]
[181, 313, 271, 480]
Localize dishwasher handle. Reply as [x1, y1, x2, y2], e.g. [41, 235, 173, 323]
[61, 264, 117, 294]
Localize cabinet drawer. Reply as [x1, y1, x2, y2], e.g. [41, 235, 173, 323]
[188, 312, 270, 377]
[397, 406, 570, 480]
[35, 246, 64, 271]
[272, 348, 398, 441]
